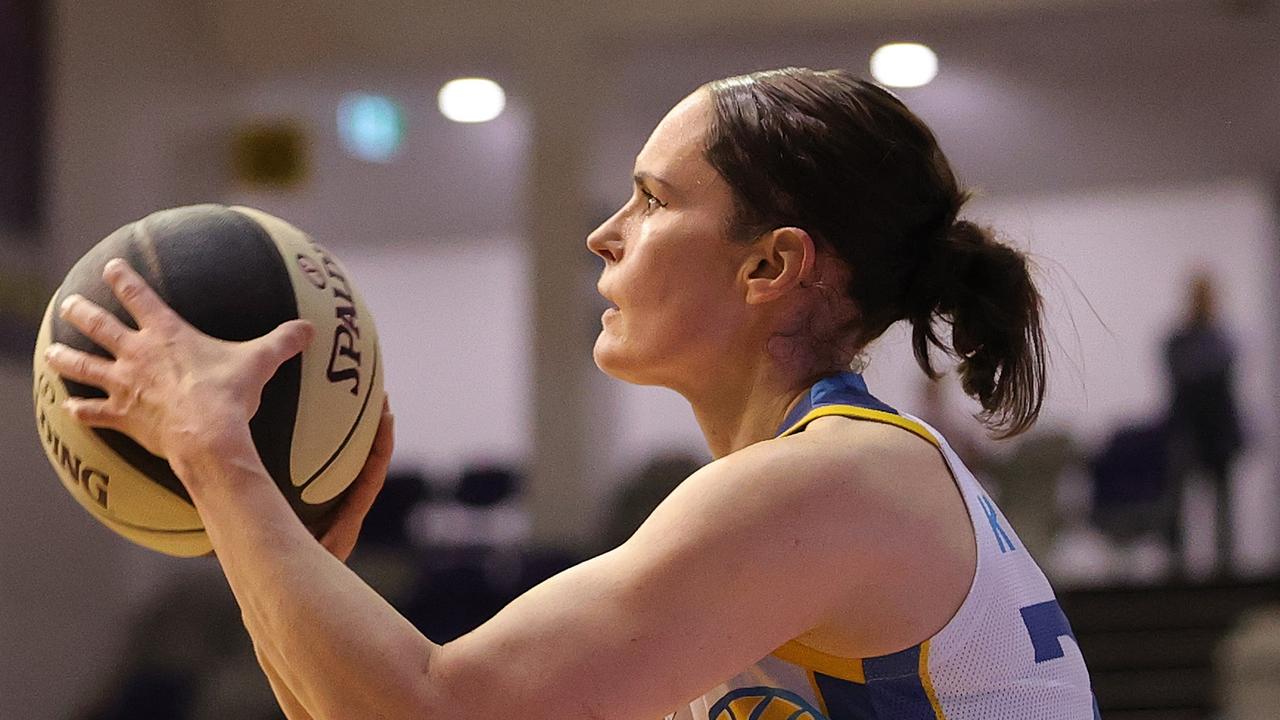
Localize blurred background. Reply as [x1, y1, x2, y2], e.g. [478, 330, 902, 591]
[2, 0, 1280, 718]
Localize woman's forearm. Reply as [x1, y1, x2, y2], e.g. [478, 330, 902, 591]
[255, 641, 315, 720]
[177, 443, 443, 719]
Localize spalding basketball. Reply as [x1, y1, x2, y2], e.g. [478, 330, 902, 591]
[31, 205, 384, 557]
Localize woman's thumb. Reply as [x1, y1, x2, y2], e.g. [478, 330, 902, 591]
[257, 319, 316, 370]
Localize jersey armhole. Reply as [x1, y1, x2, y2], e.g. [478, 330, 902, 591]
[771, 638, 867, 683]
[774, 403, 982, 676]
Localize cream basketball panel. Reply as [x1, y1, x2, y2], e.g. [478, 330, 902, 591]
[229, 206, 384, 505]
[299, 347, 383, 505]
[33, 299, 205, 535]
[87, 506, 212, 558]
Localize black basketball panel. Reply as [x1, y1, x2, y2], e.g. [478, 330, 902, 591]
[139, 206, 307, 520]
[139, 204, 297, 342]
[52, 222, 151, 371]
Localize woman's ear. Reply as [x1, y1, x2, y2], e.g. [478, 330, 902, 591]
[743, 227, 816, 305]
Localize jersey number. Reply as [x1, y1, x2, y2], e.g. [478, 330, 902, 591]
[1021, 600, 1100, 720]
[1019, 599, 1075, 663]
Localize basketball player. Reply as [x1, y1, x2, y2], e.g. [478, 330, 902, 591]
[43, 68, 1096, 718]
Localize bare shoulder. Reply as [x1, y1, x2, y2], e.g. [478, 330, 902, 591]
[705, 413, 959, 518]
[644, 414, 970, 587]
[622, 417, 950, 593]
[789, 414, 961, 505]
[698, 414, 977, 658]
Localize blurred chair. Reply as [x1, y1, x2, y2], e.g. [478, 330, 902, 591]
[455, 466, 519, 508]
[1089, 420, 1177, 582]
[598, 454, 703, 553]
[981, 430, 1083, 561]
[349, 468, 434, 603]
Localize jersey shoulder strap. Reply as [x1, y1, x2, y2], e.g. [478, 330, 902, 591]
[776, 372, 939, 449]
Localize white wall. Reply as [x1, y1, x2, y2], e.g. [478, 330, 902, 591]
[222, 72, 537, 481]
[969, 180, 1280, 573]
[228, 73, 529, 243]
[338, 238, 533, 477]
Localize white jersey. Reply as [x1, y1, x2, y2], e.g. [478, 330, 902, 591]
[666, 372, 1097, 720]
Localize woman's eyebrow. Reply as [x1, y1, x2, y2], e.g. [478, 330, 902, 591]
[633, 171, 674, 191]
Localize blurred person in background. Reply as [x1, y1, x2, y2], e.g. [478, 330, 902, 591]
[1163, 270, 1244, 577]
[43, 68, 1096, 718]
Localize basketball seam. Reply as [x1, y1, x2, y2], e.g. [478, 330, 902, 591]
[135, 214, 173, 302]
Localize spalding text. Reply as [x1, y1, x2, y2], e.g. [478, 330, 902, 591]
[35, 375, 110, 508]
[306, 241, 363, 396]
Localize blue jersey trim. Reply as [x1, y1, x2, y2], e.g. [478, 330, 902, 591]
[778, 372, 898, 437]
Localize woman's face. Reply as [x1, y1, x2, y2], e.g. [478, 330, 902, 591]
[587, 90, 757, 390]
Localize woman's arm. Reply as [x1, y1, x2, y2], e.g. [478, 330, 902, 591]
[250, 411, 393, 720]
[179, 429, 885, 720]
[256, 642, 313, 720]
[178, 446, 442, 718]
[46, 260, 919, 720]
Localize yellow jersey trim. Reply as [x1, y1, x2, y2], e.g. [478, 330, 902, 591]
[919, 639, 947, 718]
[778, 404, 941, 449]
[772, 640, 866, 684]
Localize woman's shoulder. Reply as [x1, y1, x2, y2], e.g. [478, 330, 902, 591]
[725, 415, 976, 657]
[674, 414, 968, 569]
[723, 413, 954, 504]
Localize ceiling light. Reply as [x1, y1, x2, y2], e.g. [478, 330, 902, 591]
[438, 78, 506, 124]
[870, 43, 938, 88]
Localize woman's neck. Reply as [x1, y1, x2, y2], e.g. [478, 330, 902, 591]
[683, 362, 818, 459]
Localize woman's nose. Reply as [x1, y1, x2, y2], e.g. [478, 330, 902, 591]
[586, 215, 623, 264]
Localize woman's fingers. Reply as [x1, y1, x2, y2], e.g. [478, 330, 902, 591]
[341, 403, 394, 521]
[62, 396, 124, 430]
[103, 258, 178, 326]
[353, 399, 391, 502]
[319, 401, 394, 561]
[44, 343, 121, 393]
[58, 295, 131, 354]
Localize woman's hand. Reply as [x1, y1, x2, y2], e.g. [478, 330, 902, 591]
[318, 399, 395, 562]
[43, 258, 314, 474]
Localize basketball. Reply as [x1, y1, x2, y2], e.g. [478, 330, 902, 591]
[31, 204, 384, 557]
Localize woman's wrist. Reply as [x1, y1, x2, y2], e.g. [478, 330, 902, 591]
[168, 425, 270, 495]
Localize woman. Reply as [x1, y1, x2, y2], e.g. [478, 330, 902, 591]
[43, 68, 1095, 719]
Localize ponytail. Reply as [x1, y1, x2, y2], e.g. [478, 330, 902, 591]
[909, 217, 1046, 438]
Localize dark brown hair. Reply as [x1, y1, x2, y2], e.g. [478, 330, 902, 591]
[704, 67, 1045, 438]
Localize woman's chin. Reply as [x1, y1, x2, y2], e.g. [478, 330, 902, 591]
[592, 338, 625, 377]
[592, 338, 648, 384]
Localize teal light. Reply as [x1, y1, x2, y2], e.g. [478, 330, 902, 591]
[337, 93, 404, 162]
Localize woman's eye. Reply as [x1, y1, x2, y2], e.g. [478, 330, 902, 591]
[641, 188, 666, 212]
